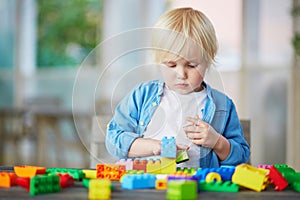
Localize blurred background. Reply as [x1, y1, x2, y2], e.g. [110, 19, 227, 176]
[0, 0, 299, 170]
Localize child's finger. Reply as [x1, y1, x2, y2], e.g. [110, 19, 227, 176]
[176, 144, 190, 150]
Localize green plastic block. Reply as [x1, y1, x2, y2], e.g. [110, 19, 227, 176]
[46, 168, 84, 180]
[284, 172, 300, 184]
[274, 164, 296, 176]
[83, 178, 90, 188]
[292, 182, 300, 192]
[199, 181, 239, 192]
[125, 170, 144, 175]
[176, 167, 199, 176]
[176, 150, 189, 164]
[166, 180, 197, 200]
[30, 174, 60, 195]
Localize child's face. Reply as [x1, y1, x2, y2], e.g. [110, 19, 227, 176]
[160, 58, 206, 94]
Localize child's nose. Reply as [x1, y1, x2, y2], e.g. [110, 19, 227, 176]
[175, 66, 187, 79]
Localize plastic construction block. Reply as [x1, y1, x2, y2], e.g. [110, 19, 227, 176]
[46, 168, 85, 181]
[14, 166, 46, 178]
[83, 178, 90, 189]
[83, 178, 114, 191]
[283, 172, 300, 184]
[205, 172, 222, 183]
[89, 179, 111, 200]
[193, 167, 235, 182]
[199, 180, 239, 192]
[268, 166, 288, 191]
[176, 150, 189, 164]
[96, 164, 126, 181]
[126, 170, 144, 175]
[0, 172, 17, 188]
[161, 157, 176, 174]
[83, 169, 97, 179]
[167, 175, 197, 182]
[161, 136, 176, 158]
[176, 167, 198, 176]
[133, 159, 147, 172]
[146, 159, 161, 174]
[166, 180, 197, 200]
[121, 174, 156, 190]
[16, 177, 30, 191]
[116, 159, 133, 170]
[232, 164, 269, 192]
[156, 179, 167, 190]
[29, 174, 60, 195]
[257, 164, 272, 170]
[292, 182, 300, 192]
[57, 173, 74, 188]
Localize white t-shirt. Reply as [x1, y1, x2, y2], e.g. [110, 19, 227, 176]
[143, 86, 207, 168]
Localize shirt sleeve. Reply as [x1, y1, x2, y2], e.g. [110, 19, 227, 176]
[105, 85, 143, 159]
[220, 99, 251, 165]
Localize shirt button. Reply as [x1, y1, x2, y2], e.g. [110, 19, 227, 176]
[152, 102, 157, 107]
[140, 121, 144, 126]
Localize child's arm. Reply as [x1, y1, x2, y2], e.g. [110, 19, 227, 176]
[128, 138, 161, 157]
[213, 134, 231, 161]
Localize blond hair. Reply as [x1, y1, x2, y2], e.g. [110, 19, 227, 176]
[152, 7, 218, 66]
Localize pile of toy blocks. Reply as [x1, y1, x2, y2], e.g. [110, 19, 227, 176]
[1, 136, 300, 200]
[0, 166, 76, 195]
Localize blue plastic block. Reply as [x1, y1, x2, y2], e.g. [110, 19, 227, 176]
[161, 136, 176, 158]
[121, 174, 156, 190]
[193, 167, 235, 182]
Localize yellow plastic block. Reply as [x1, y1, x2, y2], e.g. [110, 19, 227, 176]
[89, 179, 111, 199]
[83, 170, 97, 179]
[146, 159, 161, 174]
[89, 187, 111, 200]
[161, 157, 176, 174]
[205, 172, 222, 183]
[232, 164, 269, 192]
[156, 179, 167, 190]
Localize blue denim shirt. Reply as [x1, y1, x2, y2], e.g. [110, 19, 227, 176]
[106, 80, 250, 168]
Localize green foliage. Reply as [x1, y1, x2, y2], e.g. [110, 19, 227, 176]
[37, 0, 102, 67]
[292, 33, 300, 56]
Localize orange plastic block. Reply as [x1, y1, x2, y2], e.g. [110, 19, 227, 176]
[96, 164, 126, 181]
[146, 159, 161, 174]
[232, 164, 269, 192]
[133, 159, 147, 172]
[0, 172, 17, 188]
[156, 179, 167, 190]
[14, 166, 46, 178]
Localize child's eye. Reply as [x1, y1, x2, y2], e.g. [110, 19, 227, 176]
[163, 62, 176, 68]
[187, 64, 197, 68]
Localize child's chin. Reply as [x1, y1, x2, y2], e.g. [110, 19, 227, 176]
[174, 89, 193, 95]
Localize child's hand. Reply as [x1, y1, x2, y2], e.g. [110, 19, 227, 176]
[176, 144, 190, 151]
[183, 116, 220, 149]
[151, 139, 162, 156]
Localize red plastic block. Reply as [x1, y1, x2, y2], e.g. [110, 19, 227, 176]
[0, 172, 17, 188]
[57, 173, 74, 188]
[133, 159, 147, 172]
[268, 166, 288, 191]
[16, 177, 30, 191]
